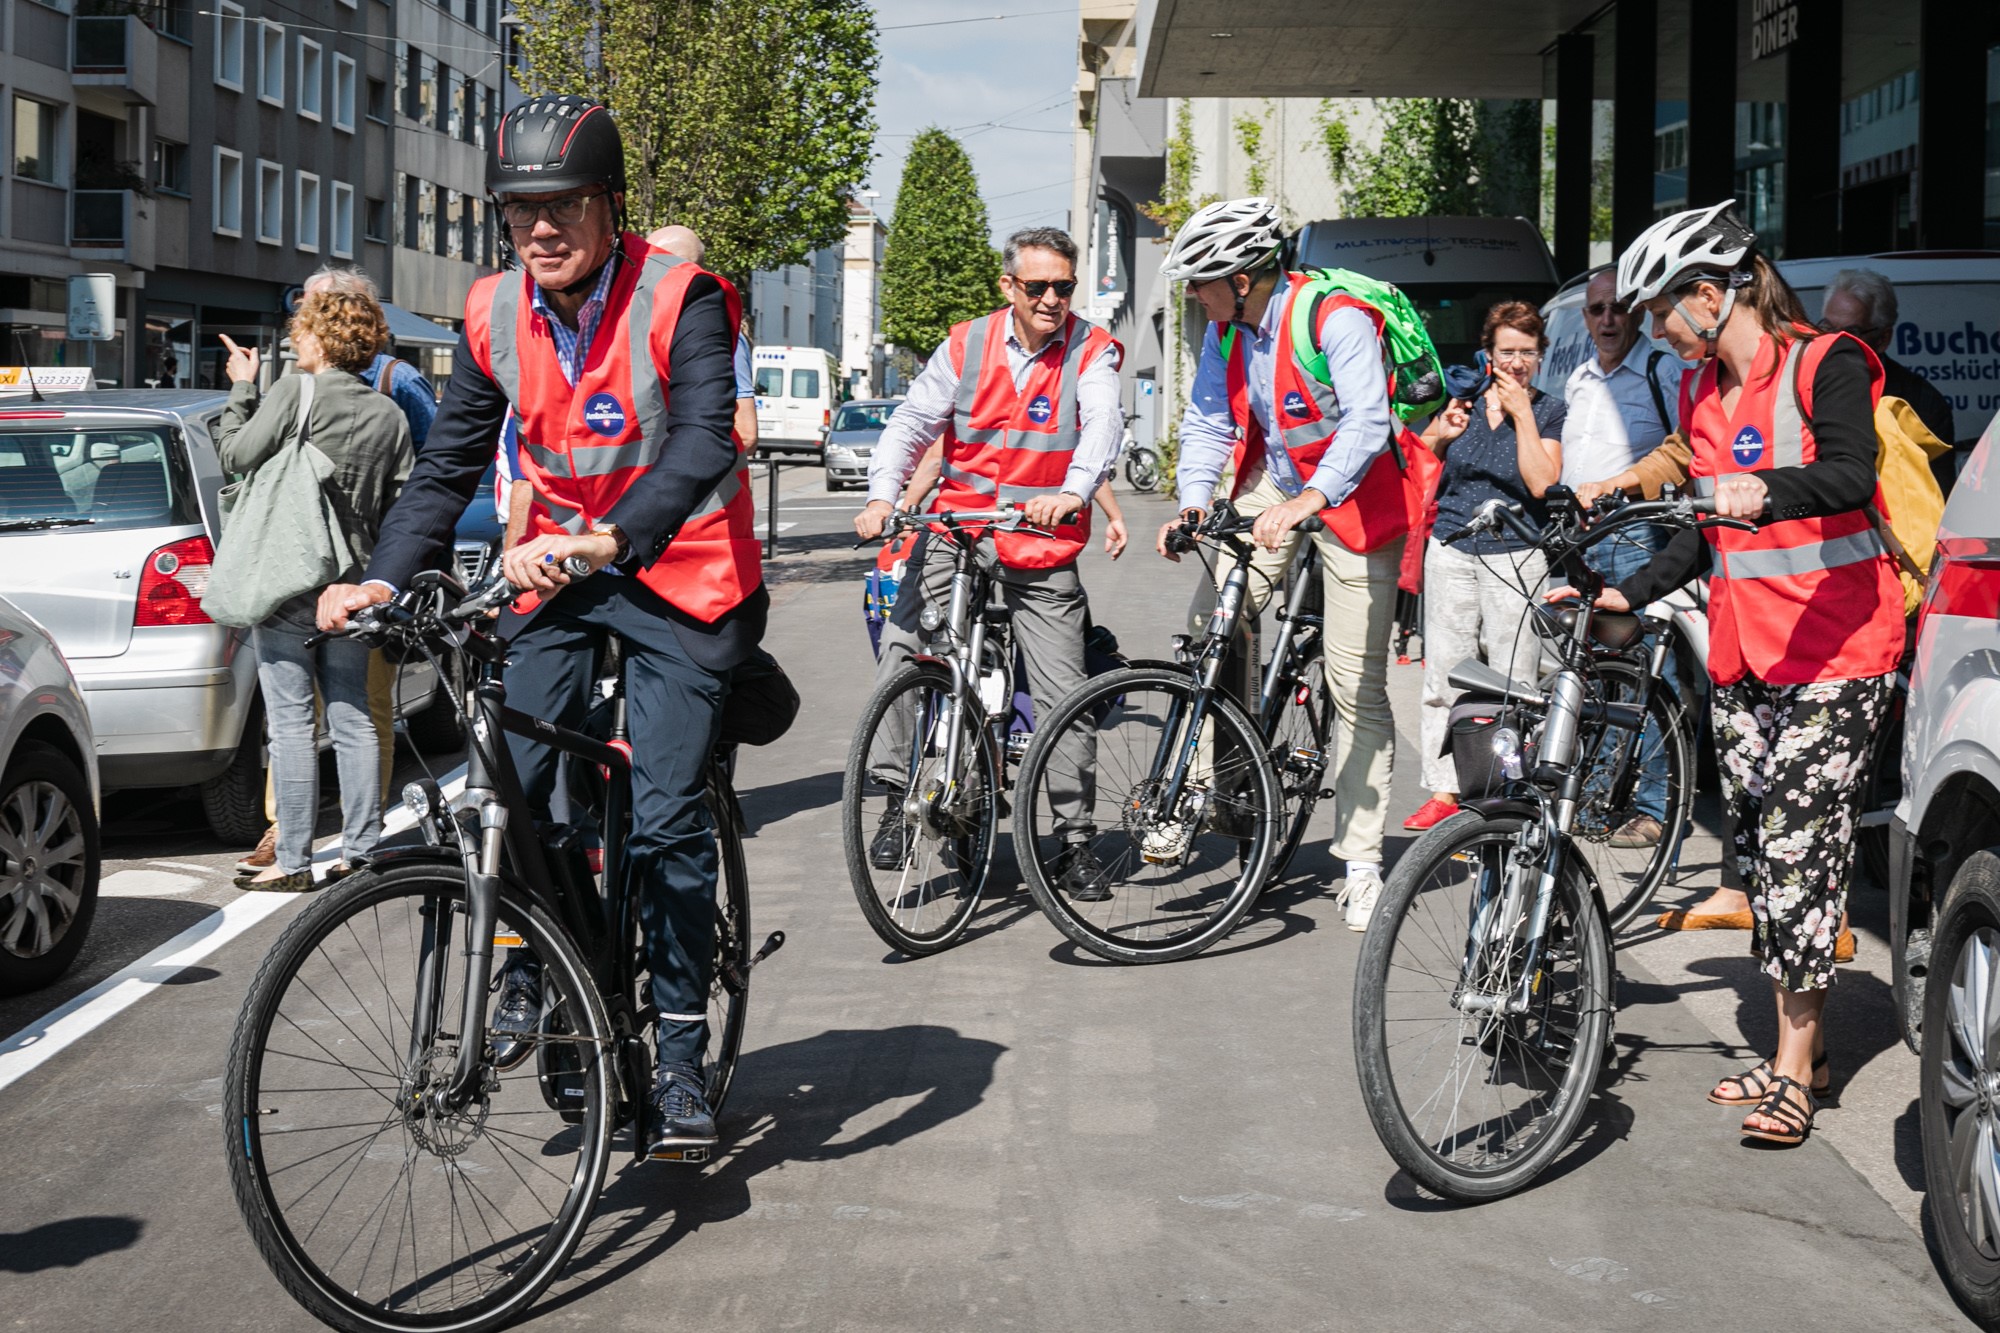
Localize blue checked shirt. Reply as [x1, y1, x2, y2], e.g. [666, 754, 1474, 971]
[529, 258, 619, 386]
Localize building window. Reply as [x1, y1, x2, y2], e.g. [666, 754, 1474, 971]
[404, 176, 436, 253]
[470, 83, 487, 148]
[256, 159, 283, 244]
[12, 97, 56, 182]
[439, 65, 459, 135]
[257, 22, 285, 106]
[417, 53, 439, 126]
[331, 181, 354, 258]
[216, 2, 245, 90]
[213, 147, 243, 236]
[151, 139, 190, 196]
[395, 173, 407, 245]
[332, 54, 356, 132]
[296, 171, 321, 252]
[366, 77, 388, 124]
[298, 38, 323, 122]
[365, 196, 388, 244]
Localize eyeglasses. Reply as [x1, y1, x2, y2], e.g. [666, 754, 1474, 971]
[1491, 349, 1542, 364]
[1585, 301, 1630, 318]
[1016, 279, 1077, 300]
[499, 190, 607, 231]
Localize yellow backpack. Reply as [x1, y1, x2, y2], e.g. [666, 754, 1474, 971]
[1870, 396, 1949, 616]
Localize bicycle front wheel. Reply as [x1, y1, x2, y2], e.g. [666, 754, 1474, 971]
[225, 860, 615, 1333]
[1266, 652, 1331, 885]
[1014, 667, 1279, 963]
[1124, 447, 1161, 493]
[842, 663, 997, 955]
[1569, 657, 1693, 934]
[1353, 812, 1612, 1200]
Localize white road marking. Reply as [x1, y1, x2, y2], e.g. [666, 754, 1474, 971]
[100, 869, 201, 898]
[0, 767, 468, 1093]
[147, 860, 221, 875]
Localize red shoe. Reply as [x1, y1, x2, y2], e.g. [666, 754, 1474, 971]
[1403, 797, 1459, 831]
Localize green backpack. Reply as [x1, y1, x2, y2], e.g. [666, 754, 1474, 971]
[1287, 268, 1446, 423]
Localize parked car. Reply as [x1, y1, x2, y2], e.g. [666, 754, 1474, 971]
[0, 592, 100, 995]
[822, 398, 902, 491]
[752, 345, 838, 456]
[1892, 401, 2000, 1322]
[0, 390, 465, 846]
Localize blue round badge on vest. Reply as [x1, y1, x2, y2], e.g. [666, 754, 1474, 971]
[582, 393, 627, 437]
[1731, 425, 1766, 467]
[1283, 390, 1312, 419]
[1026, 394, 1054, 424]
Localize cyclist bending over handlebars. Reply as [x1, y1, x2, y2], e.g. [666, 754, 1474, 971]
[853, 225, 1123, 900]
[318, 95, 762, 1158]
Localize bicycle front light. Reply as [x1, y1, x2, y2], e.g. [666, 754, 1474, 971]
[920, 604, 945, 632]
[402, 780, 435, 820]
[1492, 727, 1525, 781]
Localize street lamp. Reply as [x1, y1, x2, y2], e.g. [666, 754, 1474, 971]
[496, 9, 524, 115]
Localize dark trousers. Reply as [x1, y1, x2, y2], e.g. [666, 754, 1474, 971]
[503, 576, 730, 1067]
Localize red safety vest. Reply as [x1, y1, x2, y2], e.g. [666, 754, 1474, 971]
[932, 309, 1122, 570]
[1222, 276, 1412, 554]
[463, 234, 761, 621]
[1687, 329, 1902, 685]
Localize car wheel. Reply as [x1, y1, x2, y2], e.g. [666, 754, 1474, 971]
[0, 742, 102, 996]
[405, 650, 469, 755]
[1921, 848, 2000, 1323]
[200, 699, 268, 845]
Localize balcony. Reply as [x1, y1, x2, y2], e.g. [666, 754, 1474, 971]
[70, 190, 155, 269]
[73, 16, 160, 105]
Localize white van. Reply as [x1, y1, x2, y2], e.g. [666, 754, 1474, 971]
[752, 345, 837, 456]
[1538, 252, 2000, 445]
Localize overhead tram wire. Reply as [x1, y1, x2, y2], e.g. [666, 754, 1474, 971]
[879, 8, 1074, 31]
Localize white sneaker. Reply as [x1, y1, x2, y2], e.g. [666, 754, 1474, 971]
[1342, 865, 1384, 932]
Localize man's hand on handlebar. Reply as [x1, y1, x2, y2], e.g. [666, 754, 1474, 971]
[853, 498, 895, 543]
[1252, 489, 1328, 552]
[1023, 491, 1083, 529]
[1156, 507, 1204, 562]
[317, 581, 393, 632]
[1543, 583, 1632, 613]
[501, 531, 618, 595]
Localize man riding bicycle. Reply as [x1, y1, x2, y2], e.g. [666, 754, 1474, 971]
[318, 95, 762, 1157]
[1155, 197, 1406, 930]
[853, 227, 1123, 898]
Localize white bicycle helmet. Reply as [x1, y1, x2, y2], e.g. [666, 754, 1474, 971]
[1160, 197, 1285, 283]
[1615, 200, 1756, 344]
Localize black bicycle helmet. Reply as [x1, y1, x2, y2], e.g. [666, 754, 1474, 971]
[489, 94, 626, 196]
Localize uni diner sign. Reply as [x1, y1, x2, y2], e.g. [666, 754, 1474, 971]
[1750, 0, 1801, 60]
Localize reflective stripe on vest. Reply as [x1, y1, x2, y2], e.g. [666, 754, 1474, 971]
[1769, 339, 1809, 469]
[939, 459, 1060, 505]
[1276, 353, 1343, 452]
[949, 312, 1092, 455]
[1720, 529, 1888, 579]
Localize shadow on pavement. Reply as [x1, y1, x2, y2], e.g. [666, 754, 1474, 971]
[736, 769, 841, 835]
[0, 898, 216, 1038]
[0, 1216, 144, 1273]
[542, 1024, 1005, 1315]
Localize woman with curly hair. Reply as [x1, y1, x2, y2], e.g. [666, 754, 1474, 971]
[214, 290, 415, 891]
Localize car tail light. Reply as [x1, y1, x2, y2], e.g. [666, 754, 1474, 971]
[823, 407, 831, 428]
[135, 535, 215, 626]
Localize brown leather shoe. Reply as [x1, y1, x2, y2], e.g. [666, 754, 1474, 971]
[1656, 907, 1755, 931]
[1834, 927, 1857, 964]
[236, 825, 278, 872]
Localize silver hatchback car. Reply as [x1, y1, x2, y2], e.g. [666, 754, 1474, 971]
[0, 390, 460, 844]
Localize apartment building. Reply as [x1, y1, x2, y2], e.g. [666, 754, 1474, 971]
[747, 243, 841, 366]
[840, 197, 884, 398]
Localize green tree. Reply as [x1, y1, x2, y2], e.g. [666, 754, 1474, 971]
[509, 0, 878, 282]
[878, 129, 1000, 360]
[1234, 106, 1269, 200]
[1317, 97, 1541, 220]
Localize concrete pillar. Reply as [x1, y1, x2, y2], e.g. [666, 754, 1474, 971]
[1781, 0, 1841, 257]
[1917, 0, 1991, 247]
[1685, 0, 1737, 209]
[1613, 0, 1658, 254]
[1554, 33, 1595, 278]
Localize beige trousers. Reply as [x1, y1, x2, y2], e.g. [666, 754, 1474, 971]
[1209, 469, 1402, 864]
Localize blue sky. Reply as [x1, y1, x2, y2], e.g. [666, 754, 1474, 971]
[867, 3, 1081, 244]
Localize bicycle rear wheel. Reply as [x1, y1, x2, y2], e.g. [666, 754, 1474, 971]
[1353, 812, 1612, 1200]
[842, 663, 997, 955]
[1570, 657, 1693, 935]
[705, 773, 751, 1114]
[1014, 667, 1278, 963]
[225, 860, 614, 1333]
[1124, 447, 1160, 493]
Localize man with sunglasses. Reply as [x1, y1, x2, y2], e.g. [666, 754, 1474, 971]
[854, 227, 1123, 898]
[316, 95, 762, 1160]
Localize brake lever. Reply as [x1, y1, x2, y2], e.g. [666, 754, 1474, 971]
[1693, 517, 1759, 534]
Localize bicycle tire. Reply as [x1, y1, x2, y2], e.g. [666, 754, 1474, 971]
[225, 860, 615, 1333]
[1265, 653, 1331, 886]
[841, 662, 997, 955]
[1572, 656, 1693, 935]
[1124, 447, 1160, 493]
[1353, 811, 1612, 1201]
[1014, 666, 1279, 963]
[705, 773, 751, 1114]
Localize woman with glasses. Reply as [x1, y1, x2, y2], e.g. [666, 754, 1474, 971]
[1405, 300, 1566, 831]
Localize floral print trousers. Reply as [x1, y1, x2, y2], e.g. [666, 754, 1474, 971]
[1712, 671, 1895, 991]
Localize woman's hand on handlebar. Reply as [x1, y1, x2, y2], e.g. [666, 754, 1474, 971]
[1156, 507, 1203, 562]
[853, 498, 895, 542]
[1544, 583, 1632, 613]
[502, 531, 618, 595]
[317, 581, 393, 632]
[1711, 473, 1769, 521]
[1252, 488, 1328, 552]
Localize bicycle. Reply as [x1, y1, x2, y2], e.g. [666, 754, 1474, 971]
[841, 506, 1050, 956]
[1351, 490, 1747, 1199]
[1120, 412, 1161, 493]
[224, 566, 781, 1333]
[1009, 500, 1301, 962]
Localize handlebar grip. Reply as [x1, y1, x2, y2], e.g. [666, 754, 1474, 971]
[561, 554, 592, 579]
[1295, 516, 1325, 535]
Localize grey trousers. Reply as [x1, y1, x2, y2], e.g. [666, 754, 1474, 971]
[1419, 537, 1550, 794]
[870, 546, 1095, 836]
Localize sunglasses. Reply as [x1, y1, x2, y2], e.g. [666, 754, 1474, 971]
[499, 189, 607, 231]
[1585, 301, 1630, 318]
[1016, 279, 1077, 299]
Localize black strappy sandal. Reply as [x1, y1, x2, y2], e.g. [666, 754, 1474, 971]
[1742, 1075, 1817, 1146]
[1708, 1054, 1833, 1107]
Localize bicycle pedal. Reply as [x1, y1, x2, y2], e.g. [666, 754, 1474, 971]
[648, 1144, 711, 1164]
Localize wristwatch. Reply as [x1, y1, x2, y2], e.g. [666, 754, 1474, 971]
[588, 522, 630, 563]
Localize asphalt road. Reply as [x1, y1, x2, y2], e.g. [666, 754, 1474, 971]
[0, 465, 1975, 1331]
